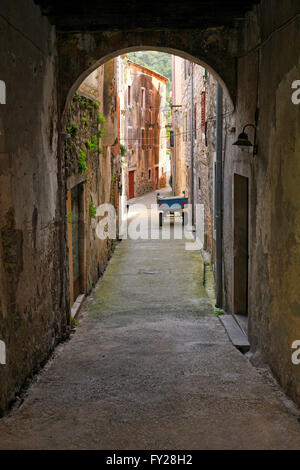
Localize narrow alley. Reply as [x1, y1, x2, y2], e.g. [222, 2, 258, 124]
[0, 191, 299, 450]
[1, 0, 300, 453]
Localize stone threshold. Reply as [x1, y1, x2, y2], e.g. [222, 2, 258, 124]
[219, 314, 250, 354]
[71, 294, 86, 319]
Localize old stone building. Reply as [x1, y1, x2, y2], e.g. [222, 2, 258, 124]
[0, 0, 299, 415]
[64, 60, 120, 310]
[172, 57, 216, 255]
[120, 59, 168, 199]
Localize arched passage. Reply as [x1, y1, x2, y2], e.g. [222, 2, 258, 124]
[1, 0, 299, 421]
[57, 29, 237, 120]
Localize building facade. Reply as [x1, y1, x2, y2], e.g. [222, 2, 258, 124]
[172, 57, 216, 256]
[119, 59, 168, 199]
[64, 60, 121, 308]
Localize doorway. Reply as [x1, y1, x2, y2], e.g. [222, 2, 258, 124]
[67, 183, 85, 306]
[129, 170, 135, 199]
[155, 167, 159, 190]
[233, 174, 249, 317]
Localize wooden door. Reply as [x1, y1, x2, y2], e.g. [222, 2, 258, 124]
[233, 174, 249, 315]
[129, 170, 135, 199]
[71, 185, 81, 301]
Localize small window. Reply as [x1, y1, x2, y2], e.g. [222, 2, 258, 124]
[148, 169, 151, 180]
[128, 85, 131, 106]
[183, 113, 187, 142]
[141, 128, 146, 149]
[141, 88, 146, 109]
[201, 91, 206, 132]
[184, 60, 188, 80]
[149, 90, 153, 108]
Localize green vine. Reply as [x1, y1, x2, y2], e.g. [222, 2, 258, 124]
[65, 211, 73, 224]
[97, 112, 106, 126]
[89, 201, 97, 219]
[86, 135, 99, 152]
[66, 125, 78, 138]
[78, 149, 88, 174]
[119, 144, 127, 157]
[81, 117, 89, 126]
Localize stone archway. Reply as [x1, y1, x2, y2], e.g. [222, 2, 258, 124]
[57, 28, 238, 120]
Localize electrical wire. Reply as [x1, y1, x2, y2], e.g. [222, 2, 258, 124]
[118, 109, 234, 143]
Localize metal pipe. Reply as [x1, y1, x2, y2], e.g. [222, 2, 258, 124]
[190, 63, 194, 226]
[171, 55, 176, 195]
[215, 82, 223, 308]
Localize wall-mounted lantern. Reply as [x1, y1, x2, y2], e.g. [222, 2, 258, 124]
[233, 124, 258, 156]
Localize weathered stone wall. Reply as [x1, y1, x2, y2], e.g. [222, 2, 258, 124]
[0, 1, 69, 413]
[0, 0, 299, 416]
[64, 85, 114, 297]
[172, 57, 215, 254]
[222, 0, 300, 405]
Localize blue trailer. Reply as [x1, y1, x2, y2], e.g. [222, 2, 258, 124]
[156, 192, 188, 226]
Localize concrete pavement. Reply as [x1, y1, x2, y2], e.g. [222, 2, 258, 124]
[0, 190, 299, 449]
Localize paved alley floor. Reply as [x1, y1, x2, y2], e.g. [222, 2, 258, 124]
[0, 190, 299, 449]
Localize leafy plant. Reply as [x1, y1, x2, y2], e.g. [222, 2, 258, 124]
[65, 211, 72, 224]
[119, 144, 127, 157]
[72, 93, 81, 102]
[97, 112, 106, 125]
[86, 135, 99, 152]
[66, 125, 78, 138]
[81, 117, 89, 126]
[71, 317, 78, 328]
[89, 200, 97, 219]
[78, 149, 88, 174]
[214, 310, 223, 316]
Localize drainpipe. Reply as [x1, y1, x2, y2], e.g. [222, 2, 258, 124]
[172, 55, 176, 195]
[190, 63, 194, 226]
[215, 82, 223, 308]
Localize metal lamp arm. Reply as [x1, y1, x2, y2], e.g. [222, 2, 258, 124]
[242, 124, 256, 133]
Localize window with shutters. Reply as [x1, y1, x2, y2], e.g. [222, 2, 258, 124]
[128, 85, 131, 106]
[201, 91, 206, 132]
[149, 90, 153, 107]
[141, 128, 146, 149]
[183, 112, 187, 142]
[141, 87, 146, 109]
[184, 61, 188, 80]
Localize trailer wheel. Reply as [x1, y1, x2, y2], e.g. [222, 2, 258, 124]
[159, 212, 163, 227]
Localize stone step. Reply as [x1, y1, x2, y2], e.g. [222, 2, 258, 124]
[234, 314, 249, 336]
[71, 294, 85, 319]
[219, 314, 250, 353]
